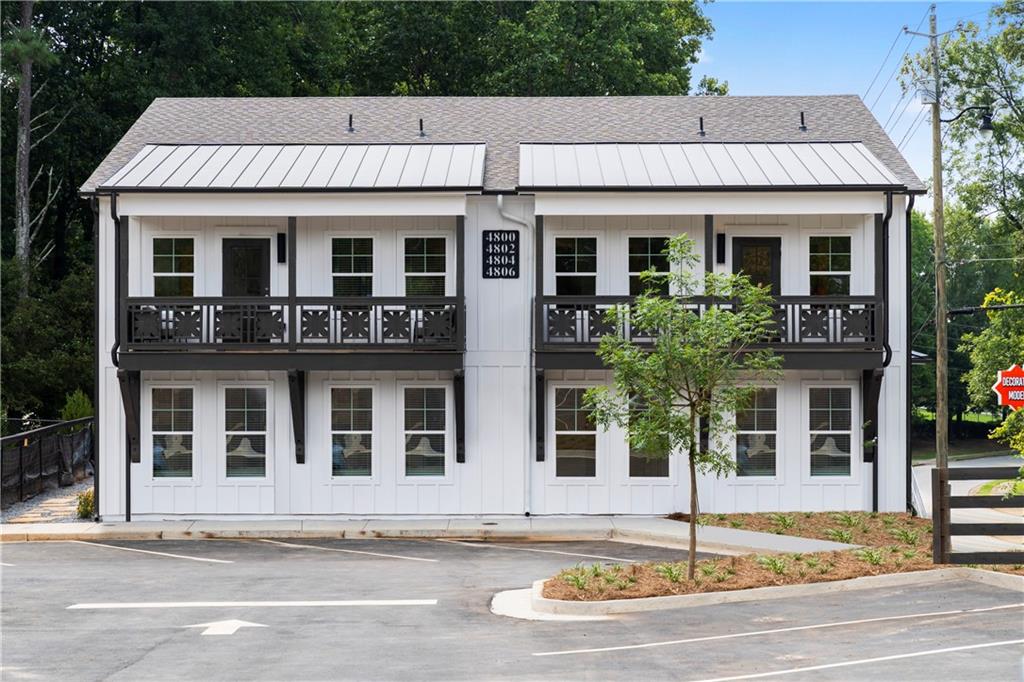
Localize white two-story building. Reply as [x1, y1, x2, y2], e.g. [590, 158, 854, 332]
[81, 96, 924, 520]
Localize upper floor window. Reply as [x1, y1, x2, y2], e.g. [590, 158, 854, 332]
[152, 387, 193, 478]
[809, 387, 852, 477]
[404, 237, 446, 296]
[736, 388, 777, 477]
[809, 236, 851, 296]
[628, 237, 670, 296]
[332, 238, 373, 296]
[555, 237, 596, 295]
[153, 237, 194, 296]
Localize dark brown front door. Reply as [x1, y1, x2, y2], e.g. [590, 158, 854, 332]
[732, 238, 781, 295]
[223, 239, 271, 297]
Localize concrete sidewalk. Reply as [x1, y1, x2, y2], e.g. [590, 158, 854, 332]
[0, 515, 855, 555]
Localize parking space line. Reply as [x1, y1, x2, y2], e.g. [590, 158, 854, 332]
[690, 639, 1024, 681]
[0, 562, 14, 567]
[533, 602, 1024, 656]
[68, 540, 233, 564]
[67, 599, 437, 610]
[436, 539, 636, 563]
[258, 539, 438, 563]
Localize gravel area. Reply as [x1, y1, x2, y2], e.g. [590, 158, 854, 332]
[1, 477, 93, 524]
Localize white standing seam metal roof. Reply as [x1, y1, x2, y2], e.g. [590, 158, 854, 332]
[100, 143, 487, 190]
[518, 142, 902, 189]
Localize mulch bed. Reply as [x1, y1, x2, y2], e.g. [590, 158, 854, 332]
[543, 511, 1024, 602]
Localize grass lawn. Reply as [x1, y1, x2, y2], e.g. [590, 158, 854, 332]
[975, 478, 1024, 496]
[911, 437, 1017, 462]
[542, 511, 1024, 602]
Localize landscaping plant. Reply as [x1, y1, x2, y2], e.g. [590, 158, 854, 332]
[584, 235, 782, 579]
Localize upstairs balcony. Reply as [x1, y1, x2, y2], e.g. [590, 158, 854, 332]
[534, 295, 884, 370]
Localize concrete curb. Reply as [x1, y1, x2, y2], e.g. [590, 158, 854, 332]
[530, 568, 1024, 615]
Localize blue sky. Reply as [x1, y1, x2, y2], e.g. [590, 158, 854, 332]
[695, 1, 1000, 184]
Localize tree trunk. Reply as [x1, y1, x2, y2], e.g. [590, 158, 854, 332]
[14, 0, 35, 296]
[687, 443, 698, 581]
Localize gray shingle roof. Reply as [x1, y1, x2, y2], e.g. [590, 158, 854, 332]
[82, 95, 924, 194]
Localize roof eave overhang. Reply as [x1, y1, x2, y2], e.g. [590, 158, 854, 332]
[518, 184, 909, 193]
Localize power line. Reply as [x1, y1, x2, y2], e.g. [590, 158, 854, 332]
[883, 89, 914, 132]
[863, 27, 907, 100]
[869, 6, 931, 112]
[898, 107, 929, 150]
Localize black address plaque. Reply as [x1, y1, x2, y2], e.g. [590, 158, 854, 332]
[482, 229, 520, 279]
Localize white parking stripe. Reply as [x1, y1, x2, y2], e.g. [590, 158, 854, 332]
[533, 602, 1024, 656]
[691, 639, 1024, 681]
[0, 562, 15, 567]
[68, 540, 233, 564]
[259, 539, 438, 563]
[437, 539, 636, 563]
[67, 599, 437, 610]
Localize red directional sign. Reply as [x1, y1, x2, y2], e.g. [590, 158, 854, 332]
[992, 364, 1024, 411]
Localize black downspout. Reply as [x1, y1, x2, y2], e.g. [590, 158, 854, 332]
[905, 193, 916, 512]
[91, 197, 101, 521]
[109, 193, 121, 369]
[871, 192, 893, 513]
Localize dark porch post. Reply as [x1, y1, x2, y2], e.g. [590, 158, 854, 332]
[454, 370, 466, 463]
[704, 215, 714, 273]
[456, 215, 466, 350]
[288, 216, 297, 350]
[117, 369, 140, 522]
[534, 215, 545, 463]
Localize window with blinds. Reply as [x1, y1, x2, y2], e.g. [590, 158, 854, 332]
[331, 238, 373, 297]
[331, 387, 373, 477]
[736, 388, 777, 477]
[224, 387, 268, 478]
[404, 387, 446, 476]
[152, 387, 193, 478]
[809, 387, 853, 476]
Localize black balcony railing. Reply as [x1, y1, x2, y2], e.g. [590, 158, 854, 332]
[537, 295, 881, 350]
[126, 297, 462, 351]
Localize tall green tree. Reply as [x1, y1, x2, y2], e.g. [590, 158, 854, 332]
[584, 236, 782, 579]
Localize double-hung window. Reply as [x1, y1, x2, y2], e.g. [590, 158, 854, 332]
[554, 237, 597, 295]
[628, 237, 670, 296]
[332, 238, 373, 296]
[404, 237, 446, 296]
[809, 236, 851, 296]
[153, 237, 194, 296]
[152, 387, 194, 478]
[224, 387, 268, 478]
[404, 387, 446, 476]
[554, 387, 596, 477]
[331, 387, 373, 477]
[627, 395, 668, 477]
[736, 388, 777, 477]
[809, 387, 853, 477]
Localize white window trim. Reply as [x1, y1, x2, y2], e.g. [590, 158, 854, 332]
[148, 233, 200, 297]
[326, 234, 376, 298]
[802, 381, 860, 483]
[548, 381, 604, 483]
[325, 382, 378, 483]
[218, 381, 274, 483]
[807, 233, 853, 296]
[399, 233, 454, 297]
[398, 382, 454, 483]
[142, 381, 200, 485]
[730, 385, 782, 483]
[550, 233, 599, 297]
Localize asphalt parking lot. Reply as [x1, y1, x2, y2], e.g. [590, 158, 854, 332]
[1, 538, 1021, 681]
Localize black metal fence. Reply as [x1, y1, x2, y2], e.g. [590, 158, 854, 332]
[1, 417, 94, 510]
[932, 466, 1024, 564]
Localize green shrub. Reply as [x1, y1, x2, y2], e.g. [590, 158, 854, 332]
[61, 389, 93, 422]
[767, 513, 796, 531]
[824, 528, 854, 544]
[655, 563, 686, 583]
[76, 489, 95, 519]
[831, 512, 861, 528]
[729, 519, 745, 528]
[561, 572, 588, 589]
[855, 548, 885, 566]
[755, 555, 788, 575]
[891, 527, 921, 545]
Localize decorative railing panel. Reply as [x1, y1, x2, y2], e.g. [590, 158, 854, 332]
[126, 297, 461, 351]
[538, 295, 881, 350]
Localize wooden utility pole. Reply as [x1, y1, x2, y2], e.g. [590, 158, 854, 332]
[927, 4, 949, 471]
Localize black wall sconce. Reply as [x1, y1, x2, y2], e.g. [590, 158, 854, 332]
[715, 233, 726, 264]
[277, 233, 287, 263]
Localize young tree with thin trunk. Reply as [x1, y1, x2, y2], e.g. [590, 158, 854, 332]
[584, 235, 782, 580]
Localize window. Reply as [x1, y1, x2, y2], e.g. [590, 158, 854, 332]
[809, 236, 851, 296]
[153, 237, 194, 296]
[404, 237, 446, 296]
[331, 387, 372, 477]
[404, 387, 446, 476]
[554, 387, 596, 477]
[736, 388, 777, 477]
[152, 387, 193, 478]
[809, 387, 853, 477]
[332, 238, 373, 296]
[554, 237, 597, 295]
[224, 387, 267, 478]
[628, 237, 670, 296]
[627, 395, 668, 477]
